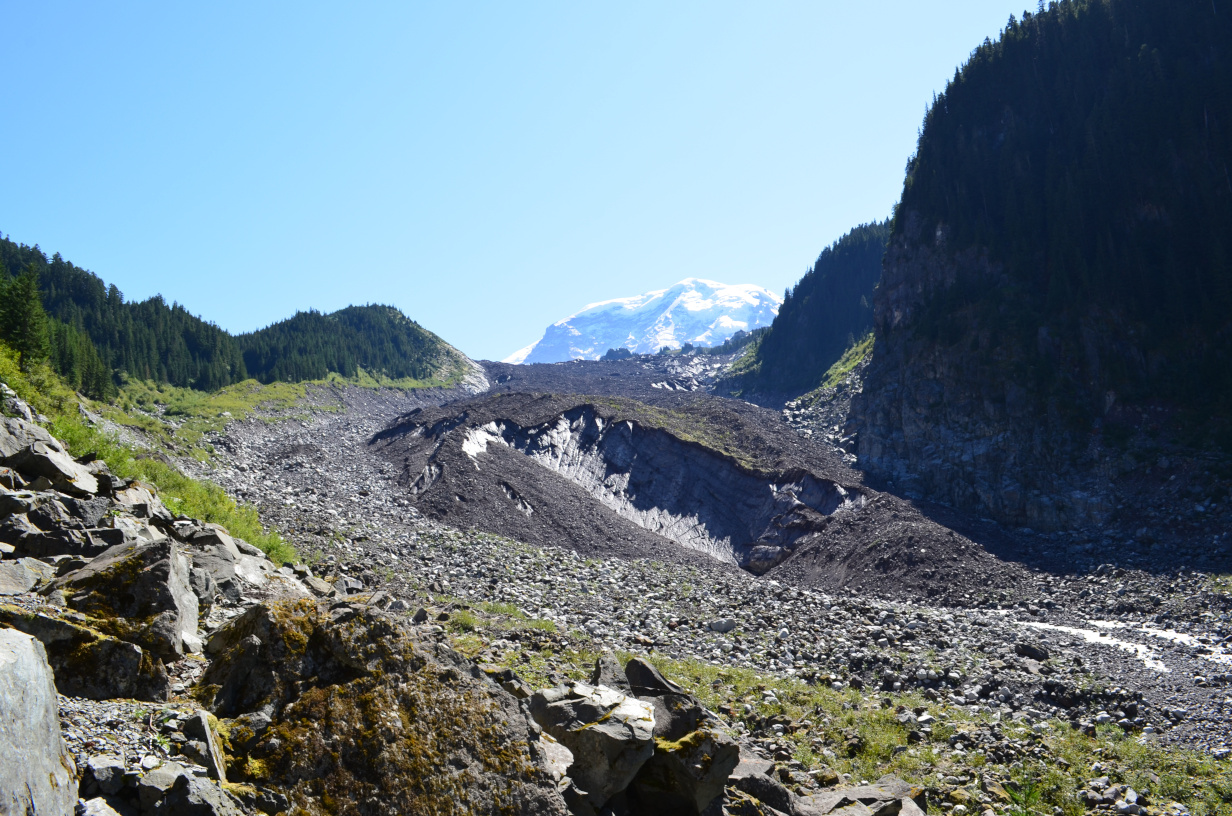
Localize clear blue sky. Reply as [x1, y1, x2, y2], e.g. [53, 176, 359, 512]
[0, 2, 1031, 361]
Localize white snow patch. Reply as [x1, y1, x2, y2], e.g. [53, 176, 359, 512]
[506, 278, 781, 364]
[502, 343, 538, 365]
[1088, 621, 1232, 668]
[462, 423, 507, 461]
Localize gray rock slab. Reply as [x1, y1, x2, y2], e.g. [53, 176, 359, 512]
[529, 681, 656, 809]
[0, 560, 36, 595]
[112, 483, 171, 522]
[0, 416, 57, 459]
[182, 710, 227, 782]
[625, 656, 686, 697]
[86, 754, 127, 795]
[795, 778, 921, 816]
[589, 650, 632, 693]
[0, 628, 77, 815]
[78, 797, 123, 816]
[190, 526, 242, 560]
[138, 761, 189, 812]
[5, 441, 98, 496]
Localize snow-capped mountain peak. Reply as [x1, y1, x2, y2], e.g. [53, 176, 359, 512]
[503, 278, 782, 364]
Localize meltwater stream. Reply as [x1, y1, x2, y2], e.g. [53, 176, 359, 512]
[1018, 619, 1232, 674]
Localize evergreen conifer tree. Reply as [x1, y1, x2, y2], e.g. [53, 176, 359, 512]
[0, 264, 51, 370]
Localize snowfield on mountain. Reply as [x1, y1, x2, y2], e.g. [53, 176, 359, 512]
[505, 278, 782, 364]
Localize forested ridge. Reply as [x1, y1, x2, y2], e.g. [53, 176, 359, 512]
[895, 0, 1232, 408]
[736, 221, 889, 393]
[0, 237, 247, 394]
[0, 235, 459, 396]
[238, 305, 458, 384]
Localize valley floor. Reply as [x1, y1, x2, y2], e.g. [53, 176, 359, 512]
[158, 360, 1232, 813]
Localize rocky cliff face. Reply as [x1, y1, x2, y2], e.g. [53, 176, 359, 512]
[853, 216, 1115, 531]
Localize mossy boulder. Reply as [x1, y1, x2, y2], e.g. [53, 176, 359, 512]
[198, 599, 568, 816]
[621, 656, 740, 814]
[0, 604, 170, 701]
[627, 727, 740, 815]
[48, 539, 199, 659]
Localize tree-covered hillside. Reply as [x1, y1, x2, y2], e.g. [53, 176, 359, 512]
[734, 221, 889, 393]
[0, 237, 247, 392]
[896, 0, 1232, 408]
[238, 305, 460, 384]
[0, 235, 464, 395]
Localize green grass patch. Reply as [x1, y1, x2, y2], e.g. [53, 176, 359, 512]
[1209, 575, 1232, 597]
[725, 334, 765, 380]
[108, 376, 321, 455]
[449, 632, 485, 658]
[447, 609, 480, 633]
[501, 636, 1232, 813]
[109, 365, 464, 460]
[439, 607, 1232, 815]
[819, 332, 873, 389]
[479, 601, 526, 618]
[584, 396, 761, 470]
[323, 364, 467, 391]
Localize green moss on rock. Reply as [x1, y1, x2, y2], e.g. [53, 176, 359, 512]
[199, 599, 567, 816]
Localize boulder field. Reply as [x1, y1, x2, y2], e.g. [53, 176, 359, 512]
[0, 385, 925, 816]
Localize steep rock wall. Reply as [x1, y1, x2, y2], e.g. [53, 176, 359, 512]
[853, 216, 1115, 531]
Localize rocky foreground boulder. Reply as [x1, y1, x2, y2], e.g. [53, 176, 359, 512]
[530, 681, 657, 810]
[526, 653, 743, 816]
[0, 627, 77, 815]
[622, 658, 741, 815]
[0, 604, 171, 701]
[0, 415, 98, 496]
[199, 598, 570, 816]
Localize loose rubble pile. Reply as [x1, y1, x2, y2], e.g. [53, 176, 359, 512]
[778, 358, 868, 467]
[0, 387, 311, 813]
